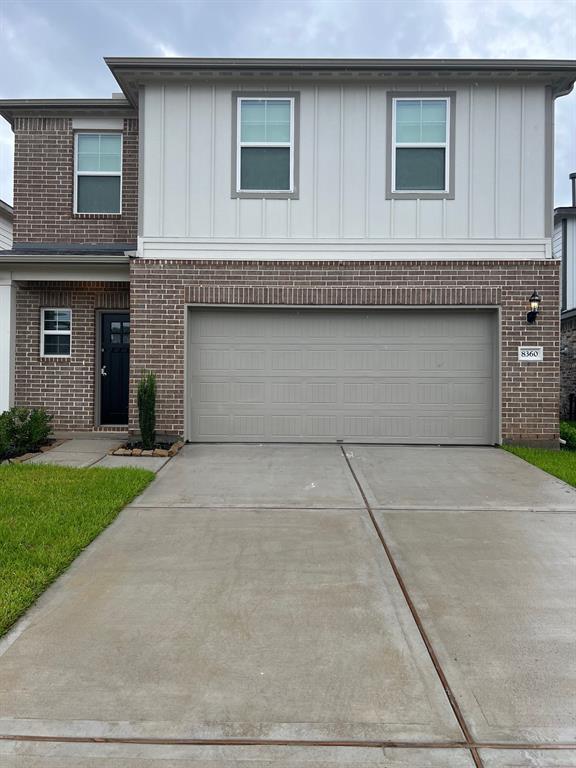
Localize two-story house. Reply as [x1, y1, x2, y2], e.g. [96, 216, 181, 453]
[557, 172, 576, 419]
[1, 58, 575, 445]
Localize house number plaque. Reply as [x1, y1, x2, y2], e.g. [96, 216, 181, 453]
[518, 346, 544, 362]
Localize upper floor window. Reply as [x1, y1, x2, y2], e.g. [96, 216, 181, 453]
[232, 93, 299, 199]
[387, 93, 455, 200]
[75, 133, 122, 214]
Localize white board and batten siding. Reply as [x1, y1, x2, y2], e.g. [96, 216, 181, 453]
[140, 81, 550, 257]
[0, 213, 12, 250]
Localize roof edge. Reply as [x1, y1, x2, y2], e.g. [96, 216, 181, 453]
[0, 199, 13, 219]
[0, 253, 131, 265]
[555, 207, 576, 220]
[11, 241, 136, 254]
[105, 56, 576, 71]
[0, 98, 135, 125]
[105, 56, 576, 105]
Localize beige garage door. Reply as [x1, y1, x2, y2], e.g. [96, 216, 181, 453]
[187, 308, 497, 444]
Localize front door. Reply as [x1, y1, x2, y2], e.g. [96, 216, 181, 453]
[100, 312, 130, 425]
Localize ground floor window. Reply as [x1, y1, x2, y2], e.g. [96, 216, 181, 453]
[41, 308, 72, 357]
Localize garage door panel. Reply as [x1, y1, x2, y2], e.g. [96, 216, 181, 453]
[343, 349, 411, 371]
[188, 309, 496, 444]
[452, 381, 492, 405]
[453, 416, 491, 438]
[269, 349, 304, 370]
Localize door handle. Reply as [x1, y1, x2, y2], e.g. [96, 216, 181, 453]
[101, 365, 107, 376]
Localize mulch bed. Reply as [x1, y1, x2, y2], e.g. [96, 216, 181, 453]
[110, 440, 185, 458]
[5, 439, 65, 464]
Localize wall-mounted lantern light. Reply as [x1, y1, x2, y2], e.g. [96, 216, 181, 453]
[527, 290, 541, 324]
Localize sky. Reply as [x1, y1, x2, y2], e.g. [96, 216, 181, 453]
[0, 0, 575, 206]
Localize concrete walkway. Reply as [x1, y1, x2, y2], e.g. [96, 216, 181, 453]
[26, 436, 170, 472]
[0, 445, 575, 767]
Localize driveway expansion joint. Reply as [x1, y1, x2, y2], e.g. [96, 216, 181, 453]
[340, 446, 485, 768]
[0, 734, 575, 751]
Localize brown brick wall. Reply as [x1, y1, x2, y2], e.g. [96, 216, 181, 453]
[12, 117, 138, 244]
[560, 315, 576, 420]
[14, 282, 130, 431]
[129, 259, 560, 445]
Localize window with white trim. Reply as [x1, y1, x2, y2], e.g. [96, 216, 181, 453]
[41, 309, 72, 357]
[75, 133, 122, 213]
[236, 97, 294, 193]
[392, 97, 450, 193]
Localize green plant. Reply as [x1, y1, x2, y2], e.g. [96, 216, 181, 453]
[560, 421, 576, 450]
[0, 464, 154, 635]
[137, 370, 157, 450]
[0, 417, 11, 463]
[0, 407, 52, 460]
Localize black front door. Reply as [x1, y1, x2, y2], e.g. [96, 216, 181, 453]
[100, 312, 130, 425]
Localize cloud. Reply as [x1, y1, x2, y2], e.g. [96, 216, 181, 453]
[0, 0, 574, 204]
[442, 0, 574, 59]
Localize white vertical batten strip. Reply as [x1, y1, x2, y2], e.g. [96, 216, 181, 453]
[389, 85, 395, 238]
[185, 84, 191, 237]
[442, 83, 447, 238]
[519, 86, 525, 238]
[286, 84, 292, 238]
[339, 85, 344, 239]
[494, 85, 500, 237]
[364, 85, 371, 238]
[210, 85, 216, 237]
[313, 85, 319, 239]
[159, 85, 165, 237]
[467, 85, 474, 238]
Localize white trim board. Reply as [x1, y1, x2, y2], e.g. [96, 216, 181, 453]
[139, 237, 551, 260]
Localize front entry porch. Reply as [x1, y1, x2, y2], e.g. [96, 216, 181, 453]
[9, 278, 130, 432]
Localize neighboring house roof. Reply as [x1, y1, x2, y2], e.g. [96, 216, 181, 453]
[555, 207, 576, 221]
[105, 57, 576, 105]
[0, 199, 13, 220]
[555, 173, 576, 222]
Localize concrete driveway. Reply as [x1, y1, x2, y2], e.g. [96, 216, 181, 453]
[0, 445, 574, 768]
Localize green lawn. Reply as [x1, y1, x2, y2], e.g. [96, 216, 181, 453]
[504, 445, 576, 488]
[0, 464, 154, 636]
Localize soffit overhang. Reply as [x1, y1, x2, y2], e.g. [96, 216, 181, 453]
[105, 57, 576, 105]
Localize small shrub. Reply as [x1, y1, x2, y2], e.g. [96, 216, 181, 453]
[137, 371, 157, 450]
[0, 417, 12, 463]
[560, 421, 576, 450]
[0, 407, 53, 460]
